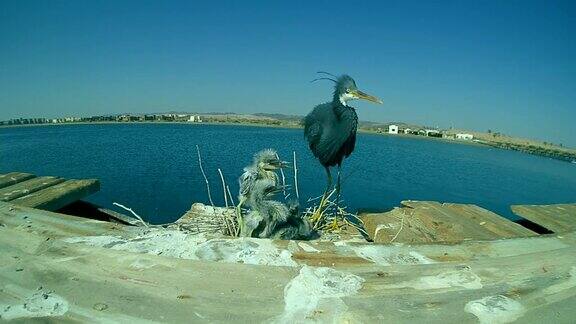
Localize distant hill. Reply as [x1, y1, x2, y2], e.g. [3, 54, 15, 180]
[253, 113, 302, 122]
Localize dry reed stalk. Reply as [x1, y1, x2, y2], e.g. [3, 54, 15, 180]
[195, 145, 228, 234]
[226, 185, 236, 206]
[225, 185, 240, 236]
[217, 168, 229, 208]
[196, 145, 214, 206]
[389, 214, 405, 243]
[276, 152, 287, 198]
[293, 151, 300, 200]
[112, 202, 149, 228]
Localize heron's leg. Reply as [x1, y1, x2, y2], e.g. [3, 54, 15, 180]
[322, 166, 332, 203]
[326, 166, 333, 188]
[311, 167, 332, 226]
[335, 165, 342, 204]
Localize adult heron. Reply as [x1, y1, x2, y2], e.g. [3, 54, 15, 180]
[304, 72, 382, 205]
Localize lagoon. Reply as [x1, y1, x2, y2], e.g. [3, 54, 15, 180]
[1, 123, 575, 224]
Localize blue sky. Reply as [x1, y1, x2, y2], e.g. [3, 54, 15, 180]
[1, 0, 575, 146]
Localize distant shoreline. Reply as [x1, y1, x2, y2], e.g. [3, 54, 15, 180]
[1, 120, 574, 162]
[0, 120, 480, 146]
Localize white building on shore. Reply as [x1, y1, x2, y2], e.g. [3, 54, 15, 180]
[388, 124, 399, 134]
[456, 133, 474, 140]
[188, 115, 203, 123]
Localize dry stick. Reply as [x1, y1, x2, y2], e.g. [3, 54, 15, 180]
[226, 185, 240, 236]
[217, 168, 237, 235]
[293, 151, 300, 200]
[217, 168, 229, 208]
[226, 185, 236, 206]
[390, 214, 405, 243]
[311, 188, 337, 230]
[196, 145, 227, 234]
[276, 153, 287, 198]
[196, 145, 214, 206]
[112, 202, 149, 228]
[307, 193, 325, 203]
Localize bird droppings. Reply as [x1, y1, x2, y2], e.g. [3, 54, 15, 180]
[541, 266, 576, 295]
[298, 242, 320, 253]
[64, 229, 298, 267]
[129, 258, 157, 270]
[0, 289, 69, 321]
[92, 303, 108, 311]
[375, 223, 398, 237]
[389, 267, 483, 290]
[353, 245, 434, 265]
[194, 238, 298, 266]
[273, 266, 364, 323]
[465, 295, 525, 324]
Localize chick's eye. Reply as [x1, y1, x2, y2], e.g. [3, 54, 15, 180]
[345, 89, 350, 93]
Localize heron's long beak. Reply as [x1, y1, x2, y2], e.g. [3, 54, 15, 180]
[352, 90, 383, 104]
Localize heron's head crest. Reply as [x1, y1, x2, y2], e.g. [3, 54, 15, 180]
[311, 71, 383, 106]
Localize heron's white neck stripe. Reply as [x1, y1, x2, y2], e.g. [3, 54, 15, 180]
[339, 93, 355, 106]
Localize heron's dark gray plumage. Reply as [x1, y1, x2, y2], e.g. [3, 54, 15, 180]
[304, 73, 382, 198]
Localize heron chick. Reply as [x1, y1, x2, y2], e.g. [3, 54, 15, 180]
[243, 179, 316, 240]
[240, 178, 287, 237]
[237, 149, 289, 236]
[270, 200, 317, 240]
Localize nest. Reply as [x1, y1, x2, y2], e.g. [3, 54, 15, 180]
[304, 189, 367, 236]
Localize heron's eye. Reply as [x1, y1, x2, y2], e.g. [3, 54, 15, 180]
[345, 89, 350, 93]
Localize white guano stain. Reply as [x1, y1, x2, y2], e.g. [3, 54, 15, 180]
[465, 295, 525, 324]
[0, 289, 69, 321]
[298, 242, 320, 253]
[353, 245, 434, 266]
[273, 266, 364, 323]
[64, 230, 297, 267]
[541, 266, 576, 295]
[374, 223, 398, 237]
[389, 267, 482, 290]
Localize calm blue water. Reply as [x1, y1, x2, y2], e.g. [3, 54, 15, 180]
[1, 123, 575, 224]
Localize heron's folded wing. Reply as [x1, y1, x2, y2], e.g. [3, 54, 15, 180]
[239, 169, 257, 196]
[304, 117, 322, 151]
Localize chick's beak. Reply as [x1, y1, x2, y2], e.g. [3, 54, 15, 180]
[352, 89, 383, 104]
[269, 160, 291, 169]
[268, 185, 290, 195]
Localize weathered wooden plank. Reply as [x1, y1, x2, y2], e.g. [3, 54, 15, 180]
[0, 172, 35, 189]
[512, 203, 576, 233]
[444, 203, 537, 237]
[0, 202, 126, 237]
[0, 176, 65, 201]
[12, 179, 100, 211]
[2, 201, 571, 266]
[0, 201, 575, 323]
[361, 201, 537, 244]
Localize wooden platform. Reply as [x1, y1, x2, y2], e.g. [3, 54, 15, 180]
[0, 172, 100, 211]
[360, 200, 539, 244]
[1, 202, 575, 322]
[512, 203, 576, 233]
